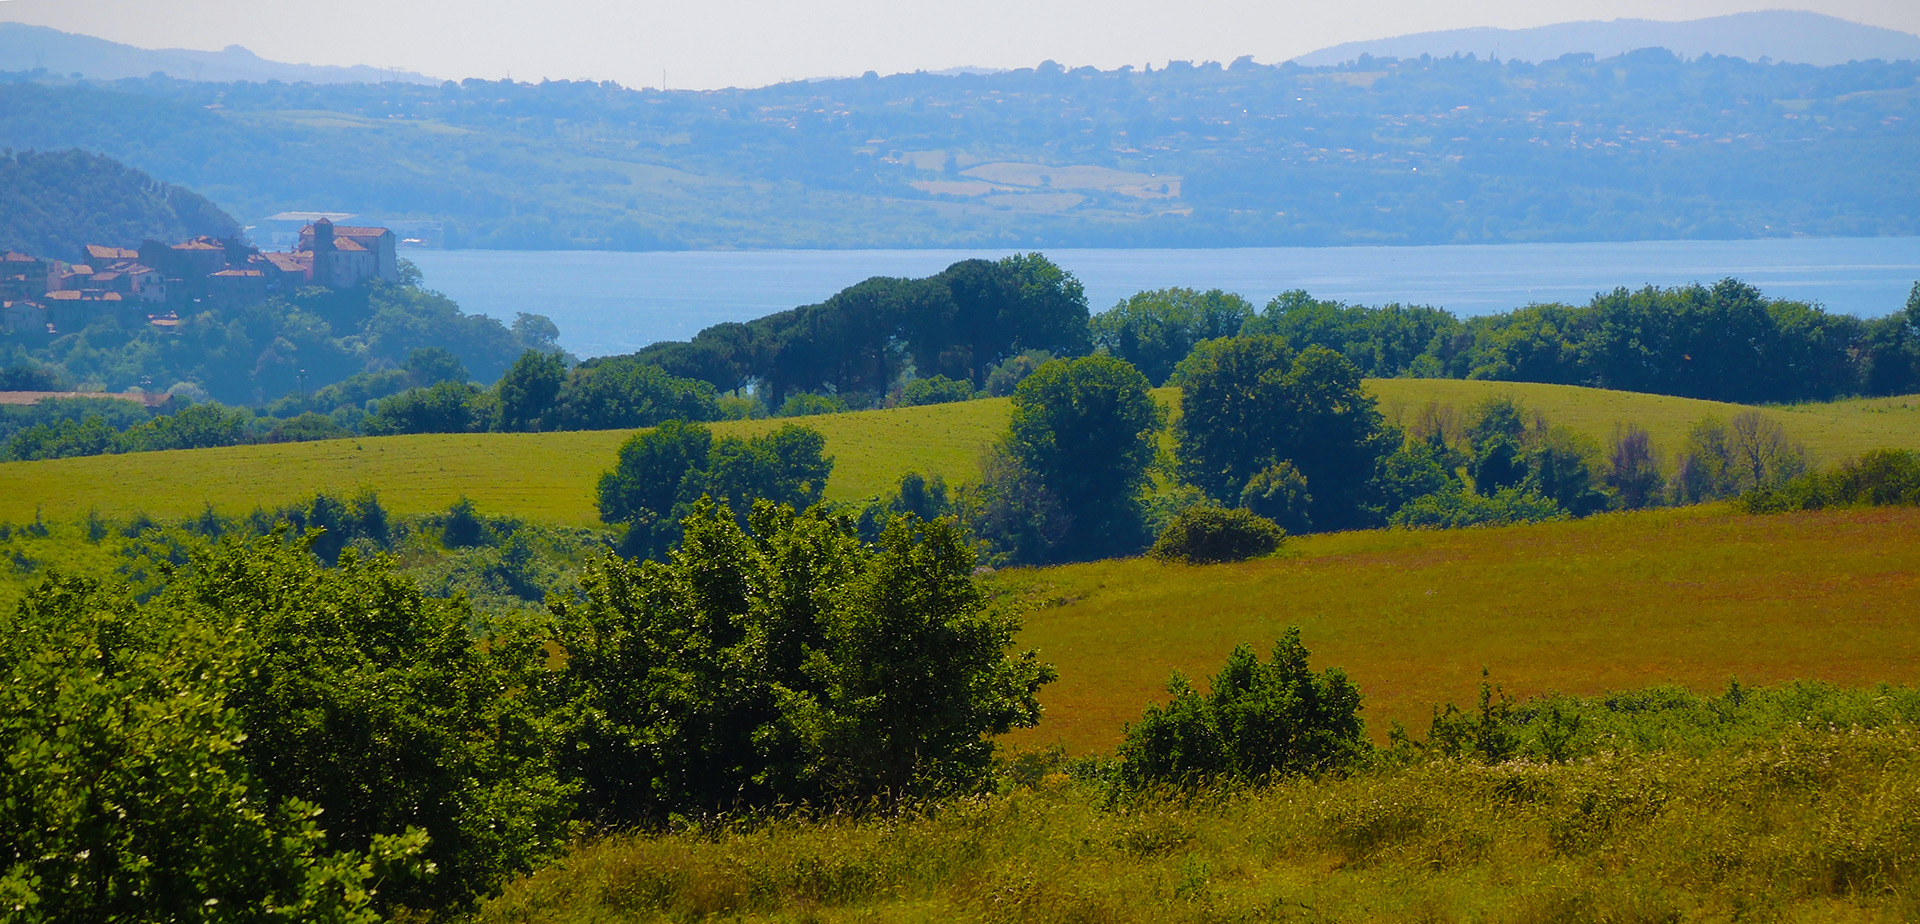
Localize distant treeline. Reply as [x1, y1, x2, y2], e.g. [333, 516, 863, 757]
[620, 263, 1920, 407]
[8, 256, 1920, 465]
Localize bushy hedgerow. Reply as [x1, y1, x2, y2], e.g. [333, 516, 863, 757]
[1742, 448, 1920, 514]
[899, 374, 977, 406]
[1149, 505, 1286, 564]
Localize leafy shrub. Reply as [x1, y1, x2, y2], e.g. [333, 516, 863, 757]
[1741, 447, 1920, 514]
[899, 374, 976, 406]
[1240, 462, 1312, 534]
[983, 349, 1055, 397]
[363, 380, 492, 435]
[777, 392, 849, 417]
[597, 421, 833, 559]
[1150, 505, 1286, 564]
[1390, 485, 1567, 529]
[1118, 628, 1368, 787]
[547, 499, 1055, 822]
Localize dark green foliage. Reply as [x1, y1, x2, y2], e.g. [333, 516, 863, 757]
[1149, 506, 1286, 564]
[0, 574, 412, 923]
[899, 374, 976, 406]
[264, 411, 351, 443]
[596, 421, 833, 559]
[983, 349, 1054, 397]
[1425, 669, 1522, 764]
[1742, 448, 1920, 513]
[1092, 287, 1253, 386]
[1239, 462, 1313, 535]
[963, 439, 1073, 568]
[0, 396, 153, 459]
[442, 496, 489, 548]
[1006, 355, 1164, 561]
[0, 364, 64, 391]
[1458, 398, 1611, 517]
[163, 535, 571, 912]
[404, 346, 470, 386]
[852, 472, 957, 543]
[1389, 484, 1568, 529]
[273, 488, 390, 565]
[1671, 411, 1810, 503]
[4, 413, 117, 460]
[0, 528, 571, 919]
[0, 148, 240, 257]
[776, 392, 849, 417]
[1175, 337, 1395, 531]
[494, 349, 566, 432]
[547, 499, 1055, 823]
[1119, 628, 1368, 788]
[112, 401, 251, 452]
[1606, 424, 1664, 510]
[1861, 284, 1920, 397]
[1369, 438, 1463, 521]
[363, 380, 490, 435]
[1241, 291, 1463, 378]
[554, 356, 720, 430]
[612, 255, 1089, 409]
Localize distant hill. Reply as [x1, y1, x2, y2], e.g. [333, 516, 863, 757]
[1293, 10, 1920, 67]
[0, 22, 436, 84]
[0, 148, 242, 259]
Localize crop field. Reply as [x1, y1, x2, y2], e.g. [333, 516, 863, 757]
[3, 381, 1916, 527]
[995, 503, 1920, 755]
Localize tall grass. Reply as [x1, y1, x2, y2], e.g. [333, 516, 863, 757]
[476, 705, 1920, 923]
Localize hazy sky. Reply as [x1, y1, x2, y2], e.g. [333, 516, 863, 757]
[2, 0, 1916, 89]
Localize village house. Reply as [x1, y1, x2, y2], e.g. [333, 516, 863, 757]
[1, 222, 399, 335]
[298, 219, 398, 287]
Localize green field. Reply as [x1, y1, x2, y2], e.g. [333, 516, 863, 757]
[4, 381, 1918, 526]
[997, 503, 1920, 755]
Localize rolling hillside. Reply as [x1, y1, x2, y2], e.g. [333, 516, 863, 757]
[998, 503, 1920, 754]
[3, 380, 1918, 526]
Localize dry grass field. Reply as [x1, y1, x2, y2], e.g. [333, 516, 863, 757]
[996, 503, 1920, 755]
[2, 380, 1915, 527]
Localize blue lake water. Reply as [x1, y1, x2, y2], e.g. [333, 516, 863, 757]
[406, 238, 1920, 359]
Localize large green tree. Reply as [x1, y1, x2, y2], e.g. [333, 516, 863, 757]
[1090, 287, 1253, 386]
[1175, 337, 1395, 531]
[597, 420, 833, 558]
[548, 499, 1055, 823]
[1006, 354, 1164, 560]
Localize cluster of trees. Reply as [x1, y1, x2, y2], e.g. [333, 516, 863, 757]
[834, 334, 1819, 566]
[596, 420, 833, 557]
[627, 253, 1090, 408]
[2, 499, 1052, 920]
[0, 147, 239, 257]
[1097, 280, 1920, 403]
[1742, 448, 1920, 514]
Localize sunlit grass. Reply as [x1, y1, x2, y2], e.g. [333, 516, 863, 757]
[2, 381, 1915, 527]
[996, 504, 1920, 755]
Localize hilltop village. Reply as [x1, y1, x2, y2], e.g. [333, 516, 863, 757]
[0, 218, 397, 335]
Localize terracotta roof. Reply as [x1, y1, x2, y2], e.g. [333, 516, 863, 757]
[174, 239, 224, 251]
[85, 245, 139, 261]
[331, 226, 393, 238]
[4, 252, 39, 263]
[261, 253, 310, 271]
[91, 271, 122, 283]
[64, 265, 95, 276]
[211, 269, 265, 277]
[45, 290, 121, 301]
[329, 237, 369, 252]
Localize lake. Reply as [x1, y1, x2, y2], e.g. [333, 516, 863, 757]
[406, 238, 1920, 358]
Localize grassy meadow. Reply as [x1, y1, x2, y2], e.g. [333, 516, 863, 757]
[996, 503, 1920, 755]
[476, 723, 1920, 923]
[4, 380, 1918, 527]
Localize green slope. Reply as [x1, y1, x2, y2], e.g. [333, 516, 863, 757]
[4, 381, 1917, 526]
